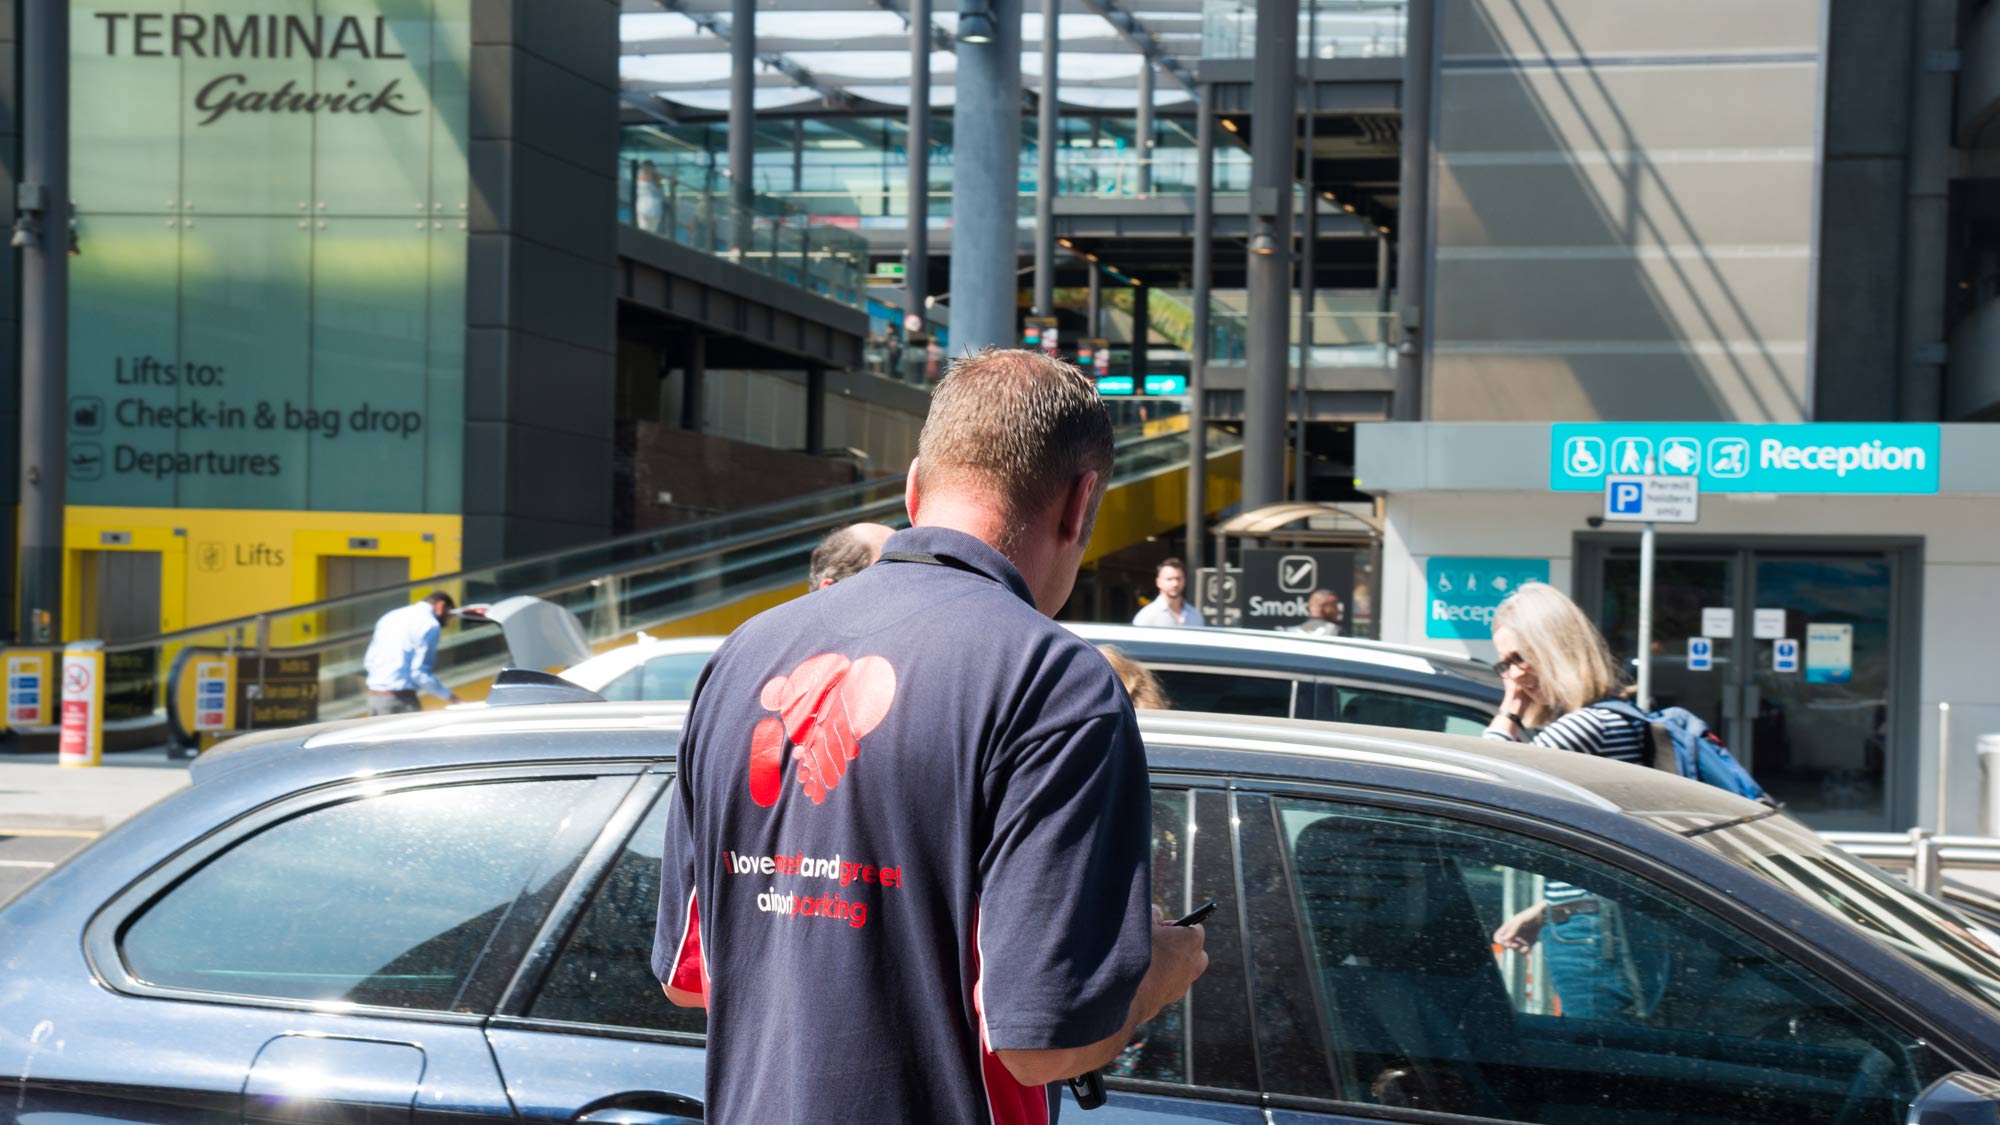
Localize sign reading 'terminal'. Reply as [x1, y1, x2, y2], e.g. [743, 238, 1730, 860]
[1553, 423, 1940, 495]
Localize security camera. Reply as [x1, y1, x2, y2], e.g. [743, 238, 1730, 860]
[1586, 515, 1605, 529]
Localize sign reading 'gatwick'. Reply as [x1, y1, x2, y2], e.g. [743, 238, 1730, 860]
[1550, 423, 1941, 495]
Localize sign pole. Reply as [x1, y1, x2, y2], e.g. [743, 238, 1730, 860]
[1636, 521, 1656, 710]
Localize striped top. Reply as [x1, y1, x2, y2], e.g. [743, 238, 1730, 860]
[1488, 706, 1649, 903]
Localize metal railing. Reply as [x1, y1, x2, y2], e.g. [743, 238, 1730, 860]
[1822, 830, 2000, 898]
[619, 161, 869, 309]
[1201, 0, 1408, 60]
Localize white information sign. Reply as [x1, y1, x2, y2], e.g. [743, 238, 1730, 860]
[1700, 607, 1734, 638]
[1688, 636, 1715, 671]
[1773, 637, 1800, 673]
[1753, 608, 1787, 640]
[1805, 623, 1853, 684]
[1603, 475, 1700, 524]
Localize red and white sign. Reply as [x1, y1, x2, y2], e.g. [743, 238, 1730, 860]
[58, 647, 103, 767]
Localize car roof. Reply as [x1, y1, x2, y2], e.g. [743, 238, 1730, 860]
[559, 624, 1501, 694]
[190, 701, 1755, 829]
[1069, 622, 1499, 684]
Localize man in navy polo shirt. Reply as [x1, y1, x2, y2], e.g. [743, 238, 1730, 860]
[654, 349, 1208, 1123]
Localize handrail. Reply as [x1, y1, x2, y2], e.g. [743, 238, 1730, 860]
[1822, 829, 2000, 896]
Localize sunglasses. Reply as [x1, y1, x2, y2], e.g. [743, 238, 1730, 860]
[1494, 651, 1531, 675]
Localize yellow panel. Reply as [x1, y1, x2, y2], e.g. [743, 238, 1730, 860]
[1083, 448, 1245, 566]
[62, 506, 462, 638]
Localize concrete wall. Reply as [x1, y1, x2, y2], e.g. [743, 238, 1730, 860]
[1429, 0, 1823, 422]
[1375, 488, 2000, 832]
[463, 0, 621, 564]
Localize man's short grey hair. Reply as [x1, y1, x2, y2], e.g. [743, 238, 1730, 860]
[809, 525, 881, 589]
[916, 349, 1115, 535]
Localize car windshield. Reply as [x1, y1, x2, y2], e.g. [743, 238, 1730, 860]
[1696, 813, 2000, 1013]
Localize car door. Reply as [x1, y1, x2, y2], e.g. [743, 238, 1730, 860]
[43, 765, 639, 1124]
[486, 776, 1265, 1123]
[1224, 785, 1976, 1124]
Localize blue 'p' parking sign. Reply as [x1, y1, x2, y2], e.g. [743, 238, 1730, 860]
[1608, 480, 1644, 516]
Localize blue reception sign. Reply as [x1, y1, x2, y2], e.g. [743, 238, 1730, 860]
[1425, 557, 1551, 640]
[1551, 423, 1940, 494]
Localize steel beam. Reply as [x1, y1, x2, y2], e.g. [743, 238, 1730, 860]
[1242, 0, 1297, 509]
[1393, 0, 1434, 420]
[1035, 0, 1059, 317]
[948, 0, 1023, 352]
[906, 0, 933, 339]
[1135, 61, 1155, 195]
[1186, 79, 1214, 579]
[1071, 0, 1195, 93]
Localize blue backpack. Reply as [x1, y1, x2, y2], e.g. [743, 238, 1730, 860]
[1590, 699, 1771, 803]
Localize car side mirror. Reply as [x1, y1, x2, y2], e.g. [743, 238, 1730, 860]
[1910, 1072, 2000, 1124]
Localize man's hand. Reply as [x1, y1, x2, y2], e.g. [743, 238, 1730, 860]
[1493, 901, 1545, 953]
[994, 906, 1209, 1088]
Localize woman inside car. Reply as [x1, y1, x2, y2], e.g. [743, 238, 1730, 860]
[1483, 582, 1671, 1020]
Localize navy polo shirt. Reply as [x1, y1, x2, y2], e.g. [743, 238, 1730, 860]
[653, 526, 1153, 1124]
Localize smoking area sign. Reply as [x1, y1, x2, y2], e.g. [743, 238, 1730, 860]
[1425, 557, 1551, 640]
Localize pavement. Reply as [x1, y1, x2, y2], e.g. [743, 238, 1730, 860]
[0, 747, 190, 901]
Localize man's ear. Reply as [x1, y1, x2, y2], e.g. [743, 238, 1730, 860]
[904, 457, 922, 524]
[1058, 470, 1100, 546]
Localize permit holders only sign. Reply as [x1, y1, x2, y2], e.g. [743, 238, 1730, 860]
[1553, 423, 1940, 495]
[1603, 475, 1699, 523]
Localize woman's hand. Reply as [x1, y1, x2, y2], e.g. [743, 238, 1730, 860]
[1494, 902, 1545, 953]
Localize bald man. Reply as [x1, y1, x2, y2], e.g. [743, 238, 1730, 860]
[807, 521, 895, 589]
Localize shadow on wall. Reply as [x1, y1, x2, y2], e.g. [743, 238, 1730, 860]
[1430, 0, 1817, 422]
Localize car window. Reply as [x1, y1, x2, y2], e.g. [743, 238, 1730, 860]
[531, 786, 706, 1034]
[1152, 669, 1294, 718]
[641, 653, 710, 700]
[1334, 685, 1490, 736]
[122, 779, 597, 1010]
[1258, 795, 1955, 1123]
[597, 667, 641, 702]
[1110, 789, 1190, 1083]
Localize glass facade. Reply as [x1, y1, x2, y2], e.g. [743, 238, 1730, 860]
[68, 0, 470, 514]
[1201, 0, 1408, 60]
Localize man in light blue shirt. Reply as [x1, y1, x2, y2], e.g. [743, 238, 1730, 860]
[363, 592, 462, 715]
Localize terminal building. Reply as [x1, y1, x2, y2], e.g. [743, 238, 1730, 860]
[1, 0, 1997, 831]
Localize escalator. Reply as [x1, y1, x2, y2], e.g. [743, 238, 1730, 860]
[83, 419, 1241, 747]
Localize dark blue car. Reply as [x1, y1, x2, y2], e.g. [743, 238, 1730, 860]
[7, 696, 2000, 1124]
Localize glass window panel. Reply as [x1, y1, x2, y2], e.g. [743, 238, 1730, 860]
[1110, 789, 1192, 1083]
[1152, 669, 1294, 718]
[123, 779, 595, 1009]
[1334, 685, 1490, 736]
[175, 217, 312, 509]
[428, 0, 473, 220]
[307, 218, 431, 511]
[180, 0, 317, 216]
[640, 652, 711, 701]
[70, 0, 184, 212]
[424, 225, 466, 512]
[1271, 796, 1954, 1123]
[531, 787, 707, 1034]
[68, 215, 181, 508]
[313, 0, 438, 216]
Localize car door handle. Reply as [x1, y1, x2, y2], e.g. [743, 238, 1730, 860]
[575, 1098, 703, 1124]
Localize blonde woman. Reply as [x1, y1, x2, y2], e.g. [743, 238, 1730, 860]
[1099, 646, 1174, 710]
[1484, 582, 1667, 1020]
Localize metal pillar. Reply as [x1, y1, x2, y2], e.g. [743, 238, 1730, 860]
[1186, 81, 1216, 580]
[18, 0, 69, 643]
[1135, 62, 1155, 196]
[1087, 264, 1102, 337]
[1392, 0, 1435, 420]
[1242, 0, 1298, 508]
[1034, 0, 1059, 317]
[949, 0, 1023, 353]
[1637, 521, 1656, 711]
[1130, 283, 1150, 387]
[906, 0, 932, 335]
[1293, 0, 1316, 503]
[1375, 232, 1392, 361]
[805, 364, 826, 453]
[681, 335, 708, 432]
[728, 0, 757, 250]
[792, 118, 805, 191]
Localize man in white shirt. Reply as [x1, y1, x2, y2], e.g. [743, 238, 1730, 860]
[1132, 558, 1205, 628]
[362, 592, 463, 715]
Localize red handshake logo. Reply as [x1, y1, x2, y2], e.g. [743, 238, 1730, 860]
[750, 653, 898, 806]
